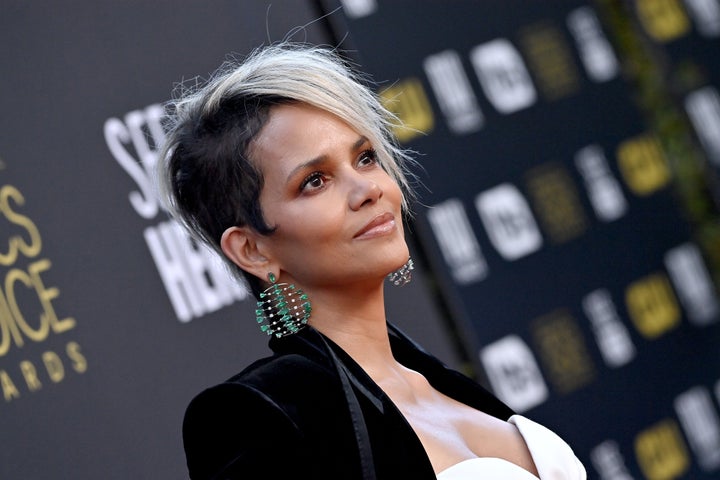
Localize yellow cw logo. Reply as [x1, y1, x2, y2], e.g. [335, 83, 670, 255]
[626, 274, 681, 339]
[635, 0, 691, 42]
[635, 420, 690, 480]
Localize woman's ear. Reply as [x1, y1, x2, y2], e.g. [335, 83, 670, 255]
[221, 226, 274, 281]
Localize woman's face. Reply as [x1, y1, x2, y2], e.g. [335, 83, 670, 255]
[250, 102, 409, 290]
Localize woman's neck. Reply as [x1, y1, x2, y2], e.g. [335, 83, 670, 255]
[307, 282, 400, 376]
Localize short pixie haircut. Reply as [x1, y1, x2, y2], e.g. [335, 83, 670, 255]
[158, 42, 416, 298]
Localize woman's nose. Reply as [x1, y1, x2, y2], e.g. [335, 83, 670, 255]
[348, 174, 383, 211]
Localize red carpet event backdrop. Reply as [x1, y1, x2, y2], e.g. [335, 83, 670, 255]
[321, 0, 720, 478]
[2, 1, 720, 478]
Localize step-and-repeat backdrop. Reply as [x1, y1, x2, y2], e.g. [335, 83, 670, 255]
[321, 0, 720, 478]
[3, 1, 720, 478]
[0, 2, 458, 478]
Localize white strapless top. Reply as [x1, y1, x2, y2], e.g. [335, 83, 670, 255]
[436, 415, 586, 480]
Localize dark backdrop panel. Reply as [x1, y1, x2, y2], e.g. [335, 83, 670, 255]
[0, 2, 459, 478]
[320, 0, 720, 478]
[625, 0, 720, 265]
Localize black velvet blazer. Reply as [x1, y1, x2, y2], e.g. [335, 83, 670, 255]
[183, 324, 514, 479]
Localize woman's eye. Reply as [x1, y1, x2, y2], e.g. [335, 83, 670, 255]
[300, 172, 325, 192]
[358, 149, 378, 167]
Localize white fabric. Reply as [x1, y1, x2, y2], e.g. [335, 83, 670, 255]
[436, 415, 586, 480]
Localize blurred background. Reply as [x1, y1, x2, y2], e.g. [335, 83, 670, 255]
[1, 1, 719, 478]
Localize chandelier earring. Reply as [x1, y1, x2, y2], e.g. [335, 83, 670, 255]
[255, 272, 311, 337]
[387, 258, 414, 286]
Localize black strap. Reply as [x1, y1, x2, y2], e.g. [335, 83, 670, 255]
[319, 336, 377, 480]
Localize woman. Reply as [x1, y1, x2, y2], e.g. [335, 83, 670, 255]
[159, 43, 586, 479]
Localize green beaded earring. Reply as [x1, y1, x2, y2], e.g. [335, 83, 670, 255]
[255, 272, 311, 337]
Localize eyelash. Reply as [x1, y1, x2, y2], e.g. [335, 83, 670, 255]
[299, 172, 326, 192]
[299, 149, 379, 193]
[358, 148, 378, 167]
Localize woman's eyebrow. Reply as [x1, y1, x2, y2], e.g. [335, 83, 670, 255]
[285, 136, 369, 184]
[352, 135, 369, 150]
[286, 155, 327, 184]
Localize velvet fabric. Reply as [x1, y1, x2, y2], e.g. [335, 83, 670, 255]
[183, 324, 514, 479]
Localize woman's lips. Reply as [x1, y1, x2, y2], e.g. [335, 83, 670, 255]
[354, 212, 396, 239]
